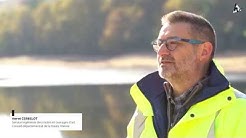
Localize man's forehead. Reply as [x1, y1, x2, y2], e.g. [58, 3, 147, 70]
[159, 22, 191, 38]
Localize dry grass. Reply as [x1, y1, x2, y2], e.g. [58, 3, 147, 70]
[0, 53, 245, 73]
[215, 56, 246, 73]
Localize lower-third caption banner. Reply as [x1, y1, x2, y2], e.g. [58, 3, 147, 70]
[9, 113, 82, 131]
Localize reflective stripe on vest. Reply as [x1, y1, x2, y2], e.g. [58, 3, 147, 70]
[128, 81, 246, 138]
[207, 110, 221, 138]
[127, 108, 157, 138]
[133, 109, 146, 138]
[127, 84, 157, 138]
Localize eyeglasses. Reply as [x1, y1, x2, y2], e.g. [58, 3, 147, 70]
[151, 36, 205, 52]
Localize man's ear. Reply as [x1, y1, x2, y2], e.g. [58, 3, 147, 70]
[199, 42, 213, 61]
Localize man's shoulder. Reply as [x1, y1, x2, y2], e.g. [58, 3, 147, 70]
[227, 88, 246, 111]
[233, 88, 246, 99]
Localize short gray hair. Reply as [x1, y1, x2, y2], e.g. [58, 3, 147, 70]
[161, 10, 216, 59]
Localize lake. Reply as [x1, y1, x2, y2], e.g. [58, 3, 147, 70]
[0, 65, 245, 138]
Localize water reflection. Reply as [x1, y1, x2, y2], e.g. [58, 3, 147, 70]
[0, 85, 135, 138]
[0, 81, 245, 138]
[0, 65, 152, 86]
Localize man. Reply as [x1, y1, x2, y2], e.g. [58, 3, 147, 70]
[127, 10, 246, 138]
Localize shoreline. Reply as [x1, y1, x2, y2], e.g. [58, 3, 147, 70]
[0, 53, 245, 73]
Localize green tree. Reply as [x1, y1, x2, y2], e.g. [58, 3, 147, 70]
[0, 4, 34, 55]
[99, 5, 144, 53]
[33, 0, 105, 55]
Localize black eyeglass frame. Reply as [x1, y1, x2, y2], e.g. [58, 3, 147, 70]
[151, 36, 205, 51]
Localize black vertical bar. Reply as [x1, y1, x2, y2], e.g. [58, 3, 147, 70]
[12, 110, 14, 116]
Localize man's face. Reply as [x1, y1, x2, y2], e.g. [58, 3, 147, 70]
[157, 22, 200, 81]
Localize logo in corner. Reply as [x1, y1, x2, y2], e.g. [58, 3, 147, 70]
[233, 3, 242, 13]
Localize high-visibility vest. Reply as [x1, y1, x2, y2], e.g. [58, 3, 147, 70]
[127, 84, 246, 138]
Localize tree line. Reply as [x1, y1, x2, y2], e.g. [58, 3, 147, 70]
[0, 0, 245, 56]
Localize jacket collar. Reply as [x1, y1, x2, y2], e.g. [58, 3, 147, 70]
[192, 61, 229, 104]
[134, 60, 229, 138]
[136, 60, 229, 104]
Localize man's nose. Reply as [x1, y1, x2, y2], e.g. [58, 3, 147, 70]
[157, 44, 170, 56]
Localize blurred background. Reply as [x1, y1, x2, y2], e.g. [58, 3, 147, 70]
[0, 0, 245, 138]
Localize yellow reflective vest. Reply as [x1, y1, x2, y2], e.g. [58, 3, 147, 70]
[127, 60, 246, 138]
[127, 61, 246, 138]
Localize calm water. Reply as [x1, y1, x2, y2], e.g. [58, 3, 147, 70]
[0, 65, 245, 138]
[0, 82, 245, 138]
[0, 85, 134, 138]
[0, 65, 152, 86]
